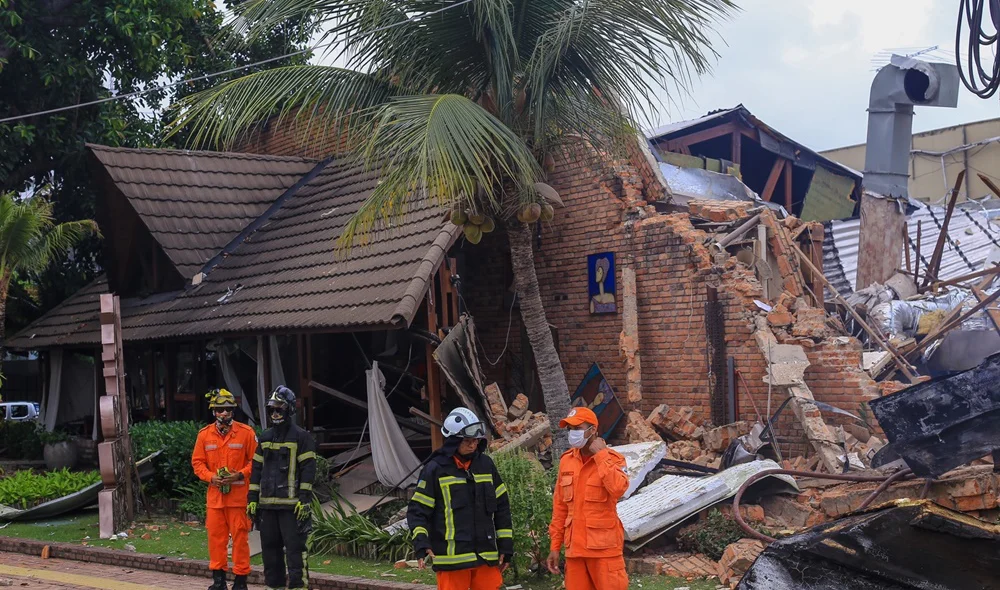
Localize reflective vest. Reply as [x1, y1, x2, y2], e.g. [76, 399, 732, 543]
[248, 423, 317, 509]
[407, 451, 513, 571]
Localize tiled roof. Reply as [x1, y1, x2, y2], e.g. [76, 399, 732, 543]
[88, 144, 319, 277]
[8, 148, 459, 349]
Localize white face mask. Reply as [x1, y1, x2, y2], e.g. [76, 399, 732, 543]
[568, 428, 591, 448]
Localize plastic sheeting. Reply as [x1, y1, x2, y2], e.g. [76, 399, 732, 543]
[367, 361, 421, 488]
[42, 349, 63, 432]
[212, 341, 256, 428]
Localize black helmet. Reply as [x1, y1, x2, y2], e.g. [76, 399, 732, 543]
[267, 386, 296, 425]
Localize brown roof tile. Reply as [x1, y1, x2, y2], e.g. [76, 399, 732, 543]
[8, 147, 458, 349]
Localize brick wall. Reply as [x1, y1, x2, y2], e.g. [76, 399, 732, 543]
[235, 115, 880, 455]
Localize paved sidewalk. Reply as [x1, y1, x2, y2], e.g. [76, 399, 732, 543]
[0, 551, 268, 590]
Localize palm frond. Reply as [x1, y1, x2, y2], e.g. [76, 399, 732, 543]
[0, 193, 98, 277]
[338, 93, 541, 249]
[166, 65, 404, 150]
[524, 0, 736, 137]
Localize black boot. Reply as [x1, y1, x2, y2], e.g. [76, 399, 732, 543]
[231, 574, 248, 590]
[208, 569, 228, 590]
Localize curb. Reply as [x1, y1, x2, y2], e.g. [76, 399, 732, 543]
[0, 536, 433, 590]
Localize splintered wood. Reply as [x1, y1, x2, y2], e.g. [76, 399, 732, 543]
[98, 294, 135, 539]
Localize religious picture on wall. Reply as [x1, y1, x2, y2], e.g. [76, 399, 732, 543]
[588, 252, 617, 314]
[570, 363, 624, 439]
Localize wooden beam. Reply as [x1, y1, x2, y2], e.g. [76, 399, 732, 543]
[731, 131, 742, 166]
[922, 170, 965, 288]
[909, 285, 1000, 358]
[784, 159, 793, 211]
[926, 265, 1000, 292]
[409, 406, 444, 427]
[977, 172, 1000, 200]
[308, 379, 431, 436]
[792, 244, 919, 382]
[903, 223, 912, 274]
[670, 122, 739, 150]
[972, 286, 1000, 336]
[761, 158, 785, 202]
[426, 286, 444, 450]
[915, 220, 922, 285]
[809, 224, 825, 307]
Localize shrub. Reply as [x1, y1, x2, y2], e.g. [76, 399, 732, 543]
[0, 421, 42, 460]
[37, 429, 70, 445]
[493, 450, 555, 579]
[311, 498, 412, 562]
[177, 481, 208, 520]
[130, 420, 202, 499]
[0, 468, 101, 509]
[676, 508, 767, 561]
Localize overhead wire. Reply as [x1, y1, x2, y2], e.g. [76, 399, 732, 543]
[956, 0, 1000, 99]
[0, 0, 476, 125]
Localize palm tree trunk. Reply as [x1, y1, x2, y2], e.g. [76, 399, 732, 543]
[505, 220, 570, 456]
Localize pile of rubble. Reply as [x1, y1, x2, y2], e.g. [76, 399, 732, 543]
[483, 384, 553, 455]
[624, 404, 757, 470]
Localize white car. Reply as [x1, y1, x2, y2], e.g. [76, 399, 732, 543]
[0, 401, 40, 422]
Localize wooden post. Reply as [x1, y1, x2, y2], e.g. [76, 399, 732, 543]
[783, 160, 793, 211]
[922, 170, 965, 288]
[762, 158, 784, 202]
[731, 131, 742, 166]
[915, 220, 923, 285]
[298, 334, 314, 431]
[809, 224, 825, 307]
[903, 223, 912, 274]
[426, 285, 443, 450]
[165, 344, 176, 421]
[146, 350, 157, 420]
[97, 294, 135, 538]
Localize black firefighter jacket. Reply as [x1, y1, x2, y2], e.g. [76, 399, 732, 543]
[248, 422, 317, 510]
[406, 441, 513, 572]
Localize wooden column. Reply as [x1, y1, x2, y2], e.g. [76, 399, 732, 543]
[731, 131, 742, 166]
[164, 344, 176, 421]
[762, 158, 785, 202]
[146, 350, 157, 420]
[783, 160, 793, 211]
[426, 285, 444, 450]
[298, 334, 314, 431]
[809, 224, 825, 307]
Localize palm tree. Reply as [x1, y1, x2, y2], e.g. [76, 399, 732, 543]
[168, 0, 735, 453]
[0, 192, 99, 368]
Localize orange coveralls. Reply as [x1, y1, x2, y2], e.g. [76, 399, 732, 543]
[191, 421, 258, 576]
[549, 447, 630, 590]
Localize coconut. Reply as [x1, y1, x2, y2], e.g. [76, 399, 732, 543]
[464, 224, 483, 244]
[540, 203, 554, 222]
[450, 209, 468, 225]
[468, 212, 487, 225]
[480, 216, 496, 233]
[523, 203, 542, 223]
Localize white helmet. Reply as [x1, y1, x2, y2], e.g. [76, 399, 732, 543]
[441, 407, 487, 439]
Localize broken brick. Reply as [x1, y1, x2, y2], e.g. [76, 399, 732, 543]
[648, 404, 704, 440]
[625, 411, 663, 444]
[702, 421, 753, 452]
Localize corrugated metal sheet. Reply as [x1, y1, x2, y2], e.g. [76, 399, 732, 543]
[823, 203, 1000, 296]
[8, 148, 460, 349]
[617, 459, 797, 547]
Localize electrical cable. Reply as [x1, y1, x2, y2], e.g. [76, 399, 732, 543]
[0, 0, 476, 124]
[956, 0, 1000, 99]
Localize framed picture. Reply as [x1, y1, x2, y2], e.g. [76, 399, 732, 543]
[570, 363, 624, 439]
[587, 252, 616, 314]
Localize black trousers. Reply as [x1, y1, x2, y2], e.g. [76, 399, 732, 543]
[258, 508, 311, 589]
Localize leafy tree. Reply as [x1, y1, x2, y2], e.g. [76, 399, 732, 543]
[169, 0, 734, 454]
[0, 192, 98, 370]
[0, 0, 316, 335]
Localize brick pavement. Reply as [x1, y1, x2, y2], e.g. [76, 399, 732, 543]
[0, 551, 268, 589]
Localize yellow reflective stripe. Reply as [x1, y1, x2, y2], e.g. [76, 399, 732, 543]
[478, 552, 499, 561]
[417, 480, 427, 489]
[433, 553, 478, 565]
[259, 441, 299, 498]
[248, 484, 260, 491]
[252, 454, 264, 463]
[299, 482, 313, 491]
[412, 526, 429, 539]
[473, 474, 492, 483]
[496, 529, 513, 539]
[260, 497, 299, 505]
[297, 451, 316, 462]
[412, 492, 435, 508]
[260, 442, 298, 450]
[439, 476, 465, 485]
[441, 480, 458, 555]
[495, 483, 507, 498]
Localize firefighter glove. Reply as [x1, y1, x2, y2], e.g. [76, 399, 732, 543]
[294, 501, 310, 521]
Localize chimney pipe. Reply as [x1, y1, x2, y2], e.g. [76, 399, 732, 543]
[856, 56, 959, 291]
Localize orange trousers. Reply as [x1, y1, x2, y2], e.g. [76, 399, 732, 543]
[435, 564, 503, 590]
[206, 507, 251, 575]
[565, 556, 628, 590]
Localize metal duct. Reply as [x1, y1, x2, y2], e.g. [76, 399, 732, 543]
[862, 56, 960, 198]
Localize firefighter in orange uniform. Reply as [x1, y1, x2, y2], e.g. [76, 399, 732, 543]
[546, 407, 630, 590]
[192, 389, 258, 590]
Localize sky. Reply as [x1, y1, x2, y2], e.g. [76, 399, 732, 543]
[647, 0, 1000, 151]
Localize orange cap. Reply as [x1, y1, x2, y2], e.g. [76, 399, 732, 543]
[559, 407, 598, 428]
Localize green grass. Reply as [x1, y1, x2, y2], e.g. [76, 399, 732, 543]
[0, 510, 719, 589]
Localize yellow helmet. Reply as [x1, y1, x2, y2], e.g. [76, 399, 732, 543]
[206, 388, 238, 409]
